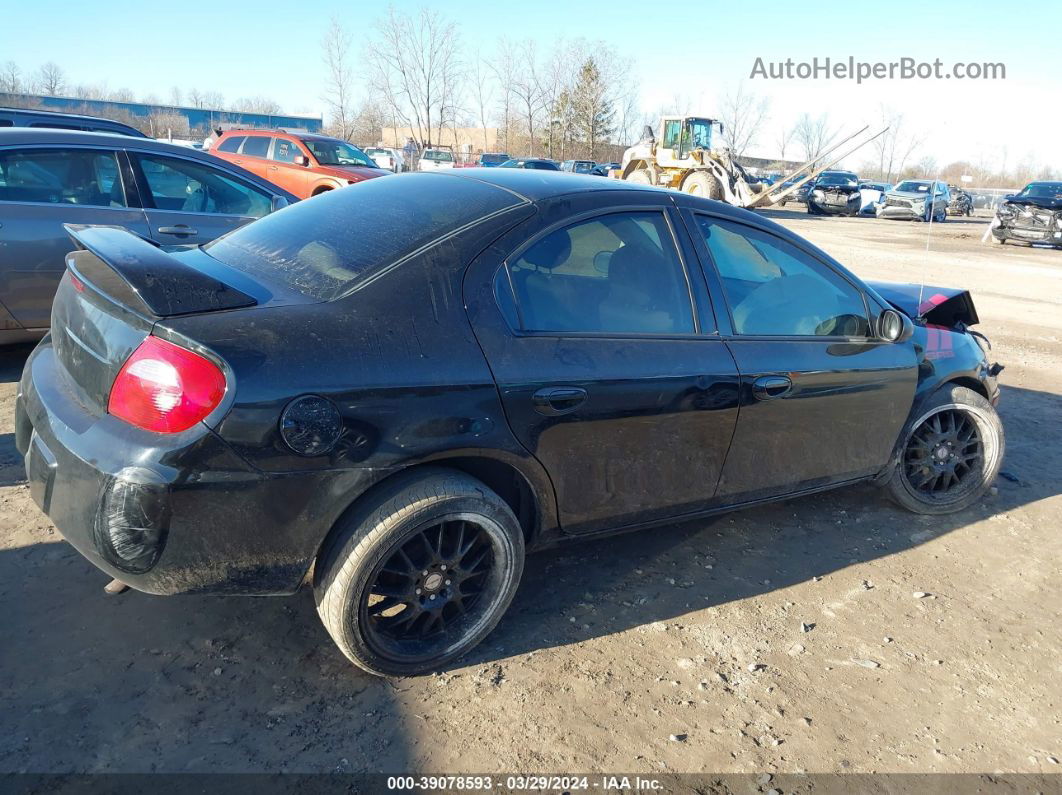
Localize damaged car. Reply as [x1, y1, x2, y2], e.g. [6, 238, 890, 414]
[947, 185, 973, 216]
[17, 170, 1004, 676]
[991, 181, 1062, 247]
[877, 179, 949, 222]
[807, 170, 862, 216]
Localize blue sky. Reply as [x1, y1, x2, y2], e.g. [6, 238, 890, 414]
[4, 0, 1060, 171]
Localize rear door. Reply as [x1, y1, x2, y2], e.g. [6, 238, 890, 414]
[685, 209, 917, 502]
[266, 136, 312, 196]
[128, 150, 274, 246]
[466, 192, 740, 535]
[0, 146, 149, 329]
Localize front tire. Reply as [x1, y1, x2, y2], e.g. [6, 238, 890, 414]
[314, 468, 525, 677]
[885, 385, 1004, 515]
[626, 168, 653, 186]
[681, 171, 722, 200]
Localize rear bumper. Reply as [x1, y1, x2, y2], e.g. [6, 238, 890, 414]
[17, 341, 377, 595]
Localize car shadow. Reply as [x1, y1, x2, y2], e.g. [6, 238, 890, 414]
[0, 361, 1055, 771]
[459, 382, 1057, 665]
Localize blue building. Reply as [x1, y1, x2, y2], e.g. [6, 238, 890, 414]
[1, 92, 322, 135]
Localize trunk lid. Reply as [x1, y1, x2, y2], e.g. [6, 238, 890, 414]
[51, 225, 273, 415]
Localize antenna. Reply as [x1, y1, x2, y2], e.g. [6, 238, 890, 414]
[918, 180, 939, 316]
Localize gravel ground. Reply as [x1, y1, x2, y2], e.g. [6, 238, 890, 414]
[0, 208, 1059, 776]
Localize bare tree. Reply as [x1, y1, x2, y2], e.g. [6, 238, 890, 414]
[321, 17, 356, 140]
[872, 105, 924, 183]
[35, 62, 66, 96]
[365, 7, 462, 148]
[774, 123, 793, 162]
[490, 39, 518, 153]
[916, 155, 937, 177]
[1, 61, 21, 93]
[232, 96, 282, 115]
[471, 56, 495, 152]
[793, 112, 836, 163]
[109, 87, 135, 103]
[717, 83, 770, 158]
[510, 40, 543, 155]
[169, 86, 182, 106]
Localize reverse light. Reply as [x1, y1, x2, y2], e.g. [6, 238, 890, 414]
[108, 336, 226, 433]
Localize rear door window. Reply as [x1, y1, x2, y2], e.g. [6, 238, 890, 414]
[216, 136, 245, 153]
[134, 153, 271, 217]
[0, 148, 126, 206]
[502, 211, 695, 335]
[240, 136, 271, 158]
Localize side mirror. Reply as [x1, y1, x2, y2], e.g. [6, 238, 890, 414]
[879, 308, 913, 343]
[270, 195, 290, 213]
[294, 155, 309, 167]
[1003, 194, 1016, 201]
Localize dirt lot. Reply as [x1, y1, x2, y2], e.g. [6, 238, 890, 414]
[1, 208, 1060, 777]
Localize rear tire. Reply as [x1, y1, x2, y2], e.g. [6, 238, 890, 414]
[314, 468, 525, 677]
[884, 385, 1004, 515]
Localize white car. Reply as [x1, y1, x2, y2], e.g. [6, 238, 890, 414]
[418, 147, 455, 171]
[365, 147, 405, 173]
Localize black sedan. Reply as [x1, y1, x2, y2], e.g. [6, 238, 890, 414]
[807, 170, 862, 216]
[17, 170, 1004, 676]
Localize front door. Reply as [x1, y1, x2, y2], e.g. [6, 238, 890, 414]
[0, 146, 150, 329]
[265, 137, 312, 197]
[129, 151, 273, 247]
[466, 194, 741, 534]
[686, 211, 917, 502]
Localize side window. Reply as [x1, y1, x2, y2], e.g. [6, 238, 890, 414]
[0, 148, 126, 207]
[662, 120, 681, 149]
[0, 120, 12, 127]
[216, 136, 245, 154]
[271, 138, 301, 164]
[503, 211, 695, 335]
[135, 154, 272, 218]
[695, 215, 869, 337]
[240, 136, 271, 158]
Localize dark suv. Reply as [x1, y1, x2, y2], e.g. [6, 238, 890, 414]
[0, 107, 146, 138]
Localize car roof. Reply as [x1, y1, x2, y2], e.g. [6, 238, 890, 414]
[0, 105, 135, 125]
[436, 167, 662, 200]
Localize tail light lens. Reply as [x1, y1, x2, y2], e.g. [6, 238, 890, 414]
[108, 336, 226, 433]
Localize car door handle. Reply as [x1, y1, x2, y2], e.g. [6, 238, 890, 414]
[752, 375, 792, 400]
[532, 386, 588, 416]
[157, 225, 198, 236]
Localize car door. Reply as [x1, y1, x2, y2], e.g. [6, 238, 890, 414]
[465, 192, 741, 535]
[685, 210, 917, 503]
[128, 150, 274, 246]
[0, 146, 150, 330]
[266, 136, 312, 196]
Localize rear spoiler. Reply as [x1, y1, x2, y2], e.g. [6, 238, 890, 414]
[864, 280, 979, 327]
[64, 224, 257, 318]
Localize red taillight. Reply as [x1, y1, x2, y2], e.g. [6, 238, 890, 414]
[108, 336, 226, 433]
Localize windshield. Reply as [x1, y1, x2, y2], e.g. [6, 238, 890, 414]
[305, 139, 375, 167]
[204, 173, 524, 301]
[573, 161, 594, 173]
[686, 119, 714, 150]
[817, 173, 858, 187]
[1018, 183, 1062, 199]
[424, 150, 454, 162]
[480, 153, 509, 165]
[894, 181, 931, 193]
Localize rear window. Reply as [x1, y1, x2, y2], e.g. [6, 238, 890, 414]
[204, 173, 524, 300]
[216, 136, 245, 153]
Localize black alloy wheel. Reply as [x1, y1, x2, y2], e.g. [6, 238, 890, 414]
[361, 518, 498, 658]
[902, 408, 983, 497]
